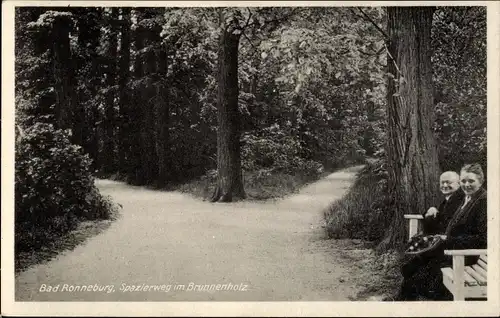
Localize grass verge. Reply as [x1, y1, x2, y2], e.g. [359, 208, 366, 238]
[347, 250, 403, 301]
[322, 160, 404, 300]
[323, 160, 390, 242]
[176, 169, 329, 201]
[317, 238, 402, 301]
[15, 207, 120, 274]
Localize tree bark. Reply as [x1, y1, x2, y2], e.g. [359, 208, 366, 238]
[52, 15, 75, 130]
[380, 7, 440, 250]
[74, 8, 101, 170]
[211, 25, 245, 202]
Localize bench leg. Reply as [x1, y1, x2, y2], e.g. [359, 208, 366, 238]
[452, 256, 465, 301]
[408, 219, 419, 239]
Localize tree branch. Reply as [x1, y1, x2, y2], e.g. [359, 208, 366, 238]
[245, 7, 299, 31]
[359, 45, 385, 57]
[243, 7, 253, 28]
[354, 8, 389, 40]
[348, 8, 363, 20]
[385, 43, 401, 76]
[242, 30, 258, 52]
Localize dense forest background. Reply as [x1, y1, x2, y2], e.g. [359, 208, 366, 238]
[14, 7, 486, 256]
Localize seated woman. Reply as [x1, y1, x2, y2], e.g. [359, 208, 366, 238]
[396, 163, 487, 301]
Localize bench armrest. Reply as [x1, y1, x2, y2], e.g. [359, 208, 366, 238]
[405, 214, 424, 239]
[444, 249, 487, 256]
[404, 214, 424, 219]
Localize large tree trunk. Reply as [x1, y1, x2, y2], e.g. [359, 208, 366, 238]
[74, 8, 101, 170]
[211, 26, 245, 202]
[52, 15, 75, 130]
[141, 9, 162, 185]
[380, 7, 440, 250]
[118, 8, 131, 176]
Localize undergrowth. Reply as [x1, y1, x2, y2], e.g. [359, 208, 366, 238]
[15, 123, 118, 272]
[176, 169, 328, 201]
[323, 159, 408, 300]
[351, 250, 403, 301]
[324, 159, 392, 242]
[15, 213, 119, 274]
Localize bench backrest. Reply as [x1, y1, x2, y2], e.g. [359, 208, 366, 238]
[450, 254, 487, 287]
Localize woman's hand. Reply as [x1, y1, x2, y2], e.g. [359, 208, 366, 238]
[437, 235, 447, 240]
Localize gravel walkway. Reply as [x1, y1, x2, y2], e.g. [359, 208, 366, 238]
[15, 167, 366, 301]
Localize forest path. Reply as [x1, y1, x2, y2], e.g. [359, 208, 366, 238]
[15, 166, 372, 301]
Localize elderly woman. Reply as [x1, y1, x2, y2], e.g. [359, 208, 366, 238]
[395, 163, 487, 301]
[440, 163, 487, 250]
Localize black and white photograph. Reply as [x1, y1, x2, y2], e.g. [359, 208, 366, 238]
[2, 0, 499, 316]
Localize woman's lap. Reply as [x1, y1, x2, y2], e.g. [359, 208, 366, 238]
[399, 252, 452, 300]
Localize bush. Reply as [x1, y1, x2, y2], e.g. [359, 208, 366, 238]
[241, 124, 323, 176]
[15, 122, 114, 253]
[324, 159, 392, 242]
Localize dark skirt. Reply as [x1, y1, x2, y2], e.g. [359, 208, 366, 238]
[399, 246, 453, 300]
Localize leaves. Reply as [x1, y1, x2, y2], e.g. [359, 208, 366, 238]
[432, 7, 486, 170]
[241, 124, 322, 174]
[15, 122, 114, 251]
[15, 6, 486, 207]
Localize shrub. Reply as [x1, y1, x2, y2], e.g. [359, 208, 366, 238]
[241, 124, 323, 176]
[15, 122, 114, 253]
[324, 159, 392, 242]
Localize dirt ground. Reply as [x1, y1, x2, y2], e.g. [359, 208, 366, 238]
[15, 166, 392, 301]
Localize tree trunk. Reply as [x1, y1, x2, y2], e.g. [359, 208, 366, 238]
[141, 9, 162, 185]
[380, 7, 440, 250]
[118, 8, 131, 176]
[102, 8, 119, 175]
[72, 14, 86, 148]
[156, 44, 171, 186]
[52, 15, 75, 130]
[130, 12, 145, 185]
[362, 100, 376, 156]
[74, 8, 101, 170]
[211, 26, 245, 202]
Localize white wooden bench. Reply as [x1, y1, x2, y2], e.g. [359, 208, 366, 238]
[405, 214, 487, 301]
[441, 249, 487, 300]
